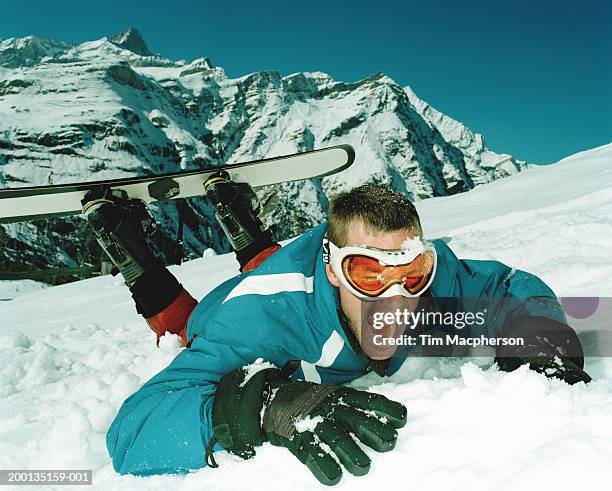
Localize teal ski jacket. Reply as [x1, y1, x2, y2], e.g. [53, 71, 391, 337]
[106, 222, 566, 475]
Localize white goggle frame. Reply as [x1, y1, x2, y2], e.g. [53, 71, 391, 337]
[322, 236, 437, 301]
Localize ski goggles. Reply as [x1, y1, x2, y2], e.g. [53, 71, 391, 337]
[323, 235, 437, 300]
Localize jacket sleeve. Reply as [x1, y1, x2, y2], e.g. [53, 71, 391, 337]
[438, 241, 567, 337]
[105, 302, 298, 475]
[106, 334, 238, 474]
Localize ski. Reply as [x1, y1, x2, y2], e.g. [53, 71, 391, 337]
[0, 145, 354, 223]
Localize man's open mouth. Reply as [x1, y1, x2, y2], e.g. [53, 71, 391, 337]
[367, 319, 394, 339]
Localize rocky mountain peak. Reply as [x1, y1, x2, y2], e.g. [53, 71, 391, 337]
[0, 35, 72, 67]
[110, 27, 154, 56]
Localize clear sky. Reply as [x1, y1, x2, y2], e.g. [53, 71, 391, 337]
[1, 0, 610, 164]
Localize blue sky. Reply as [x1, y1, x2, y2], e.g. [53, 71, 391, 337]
[1, 0, 610, 163]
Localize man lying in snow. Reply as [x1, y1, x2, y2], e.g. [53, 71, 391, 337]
[84, 178, 590, 485]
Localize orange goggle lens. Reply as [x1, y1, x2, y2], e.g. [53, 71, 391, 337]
[341, 252, 434, 296]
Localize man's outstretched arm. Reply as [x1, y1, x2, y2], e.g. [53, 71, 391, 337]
[106, 323, 408, 481]
[446, 244, 590, 383]
[106, 334, 249, 475]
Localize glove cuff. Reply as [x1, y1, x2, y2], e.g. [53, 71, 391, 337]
[211, 366, 284, 460]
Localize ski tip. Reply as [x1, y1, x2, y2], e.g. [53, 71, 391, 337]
[335, 144, 355, 167]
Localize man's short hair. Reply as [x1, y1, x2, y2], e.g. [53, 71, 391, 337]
[327, 184, 422, 246]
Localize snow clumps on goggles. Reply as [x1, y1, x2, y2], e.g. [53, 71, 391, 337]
[323, 234, 437, 300]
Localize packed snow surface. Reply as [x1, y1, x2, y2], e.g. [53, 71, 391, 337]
[1, 144, 612, 490]
[0, 280, 47, 300]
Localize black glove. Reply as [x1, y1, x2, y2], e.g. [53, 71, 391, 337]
[495, 316, 591, 385]
[209, 364, 407, 485]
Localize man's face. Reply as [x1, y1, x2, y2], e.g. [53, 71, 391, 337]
[325, 220, 421, 360]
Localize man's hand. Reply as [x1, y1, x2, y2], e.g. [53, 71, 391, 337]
[495, 315, 591, 385]
[496, 354, 591, 385]
[210, 364, 407, 485]
[263, 381, 406, 485]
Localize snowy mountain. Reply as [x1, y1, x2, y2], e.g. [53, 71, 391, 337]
[0, 28, 525, 277]
[1, 143, 611, 490]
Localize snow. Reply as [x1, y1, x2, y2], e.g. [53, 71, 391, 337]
[399, 236, 426, 257]
[0, 279, 48, 300]
[1, 143, 612, 490]
[294, 415, 324, 433]
[202, 248, 217, 258]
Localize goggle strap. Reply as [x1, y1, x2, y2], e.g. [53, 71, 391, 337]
[322, 235, 331, 264]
